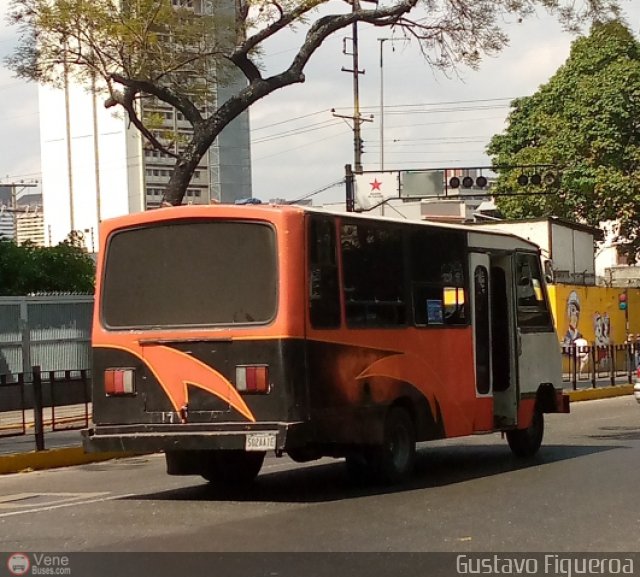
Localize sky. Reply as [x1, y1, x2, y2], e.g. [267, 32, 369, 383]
[1, 0, 639, 206]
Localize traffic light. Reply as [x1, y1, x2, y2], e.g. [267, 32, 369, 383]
[619, 292, 628, 311]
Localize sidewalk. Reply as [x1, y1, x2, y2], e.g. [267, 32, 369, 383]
[0, 404, 134, 474]
[0, 385, 635, 475]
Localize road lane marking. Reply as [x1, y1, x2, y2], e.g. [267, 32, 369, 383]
[0, 492, 110, 509]
[0, 493, 136, 518]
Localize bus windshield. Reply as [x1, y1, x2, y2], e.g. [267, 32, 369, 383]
[101, 220, 277, 329]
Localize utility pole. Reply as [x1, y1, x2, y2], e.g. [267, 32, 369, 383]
[378, 38, 389, 171]
[334, 0, 372, 174]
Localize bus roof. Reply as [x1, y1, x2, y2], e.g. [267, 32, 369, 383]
[100, 203, 541, 252]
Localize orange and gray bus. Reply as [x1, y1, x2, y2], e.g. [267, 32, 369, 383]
[83, 203, 569, 487]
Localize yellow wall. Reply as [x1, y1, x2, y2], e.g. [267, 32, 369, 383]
[548, 284, 640, 345]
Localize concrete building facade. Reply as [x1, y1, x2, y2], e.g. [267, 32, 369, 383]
[0, 185, 45, 246]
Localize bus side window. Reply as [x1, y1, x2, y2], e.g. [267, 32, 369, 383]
[341, 223, 406, 327]
[409, 229, 467, 327]
[515, 253, 552, 329]
[308, 217, 340, 328]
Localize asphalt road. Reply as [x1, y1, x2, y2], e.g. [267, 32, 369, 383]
[0, 396, 638, 555]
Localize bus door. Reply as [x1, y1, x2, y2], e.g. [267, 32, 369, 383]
[469, 253, 493, 402]
[469, 251, 517, 428]
[489, 254, 519, 427]
[513, 252, 559, 409]
[470, 251, 520, 428]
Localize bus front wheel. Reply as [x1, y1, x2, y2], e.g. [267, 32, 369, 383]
[370, 407, 416, 484]
[201, 450, 265, 486]
[506, 407, 544, 458]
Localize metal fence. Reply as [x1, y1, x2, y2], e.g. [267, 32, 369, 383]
[0, 366, 91, 450]
[0, 296, 93, 450]
[0, 295, 93, 377]
[562, 343, 637, 390]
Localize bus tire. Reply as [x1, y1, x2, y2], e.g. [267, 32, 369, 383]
[370, 407, 416, 484]
[506, 407, 544, 458]
[201, 450, 265, 486]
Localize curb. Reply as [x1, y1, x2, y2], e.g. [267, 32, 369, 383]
[566, 384, 634, 402]
[0, 447, 143, 475]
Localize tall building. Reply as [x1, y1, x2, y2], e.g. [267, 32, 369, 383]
[0, 185, 45, 246]
[0, 186, 13, 241]
[39, 2, 252, 249]
[15, 191, 45, 247]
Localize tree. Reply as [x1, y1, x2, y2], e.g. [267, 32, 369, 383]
[488, 20, 640, 258]
[0, 238, 95, 295]
[6, 0, 622, 206]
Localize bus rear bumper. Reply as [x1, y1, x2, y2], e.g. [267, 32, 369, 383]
[81, 421, 308, 454]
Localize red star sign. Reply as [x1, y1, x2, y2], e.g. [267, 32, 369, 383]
[370, 179, 382, 191]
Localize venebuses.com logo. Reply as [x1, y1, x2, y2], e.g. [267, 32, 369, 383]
[5, 553, 71, 576]
[7, 554, 30, 576]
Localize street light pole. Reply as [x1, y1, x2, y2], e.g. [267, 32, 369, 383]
[378, 38, 389, 171]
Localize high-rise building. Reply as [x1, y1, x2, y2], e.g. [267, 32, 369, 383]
[0, 186, 13, 241]
[39, 2, 252, 249]
[0, 185, 45, 246]
[15, 192, 45, 247]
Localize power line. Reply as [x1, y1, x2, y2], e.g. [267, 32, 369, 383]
[287, 179, 345, 204]
[251, 96, 519, 142]
[253, 113, 507, 146]
[252, 119, 344, 144]
[377, 104, 510, 116]
[253, 130, 349, 161]
[251, 109, 331, 132]
[365, 139, 487, 148]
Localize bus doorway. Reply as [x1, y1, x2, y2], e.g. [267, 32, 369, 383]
[490, 255, 518, 427]
[469, 252, 518, 429]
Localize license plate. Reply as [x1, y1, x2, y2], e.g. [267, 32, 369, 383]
[245, 433, 276, 451]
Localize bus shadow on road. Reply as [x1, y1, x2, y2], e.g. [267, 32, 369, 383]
[125, 442, 621, 504]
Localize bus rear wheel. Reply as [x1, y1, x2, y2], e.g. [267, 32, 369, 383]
[201, 450, 265, 487]
[370, 407, 416, 484]
[506, 407, 544, 458]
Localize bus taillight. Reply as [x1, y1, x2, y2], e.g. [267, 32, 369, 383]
[235, 365, 269, 393]
[104, 369, 135, 396]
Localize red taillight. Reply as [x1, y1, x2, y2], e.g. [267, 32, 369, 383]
[235, 365, 269, 393]
[104, 368, 135, 396]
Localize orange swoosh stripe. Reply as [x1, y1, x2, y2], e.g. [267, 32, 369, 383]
[97, 343, 255, 422]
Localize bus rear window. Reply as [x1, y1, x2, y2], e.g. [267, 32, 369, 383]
[101, 220, 277, 329]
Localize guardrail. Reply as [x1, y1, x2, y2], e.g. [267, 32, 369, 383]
[0, 366, 91, 450]
[562, 343, 636, 390]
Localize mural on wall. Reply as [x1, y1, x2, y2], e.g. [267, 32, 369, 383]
[593, 311, 611, 362]
[562, 291, 583, 344]
[593, 312, 611, 347]
[551, 285, 629, 347]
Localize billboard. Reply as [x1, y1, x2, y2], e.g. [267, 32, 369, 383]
[400, 170, 445, 198]
[353, 172, 399, 211]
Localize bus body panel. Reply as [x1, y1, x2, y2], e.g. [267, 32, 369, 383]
[83, 204, 568, 464]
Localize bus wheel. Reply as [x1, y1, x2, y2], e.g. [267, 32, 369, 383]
[201, 450, 265, 486]
[371, 407, 416, 484]
[506, 407, 544, 458]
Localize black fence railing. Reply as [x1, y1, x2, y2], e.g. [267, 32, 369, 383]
[561, 343, 637, 390]
[0, 366, 91, 450]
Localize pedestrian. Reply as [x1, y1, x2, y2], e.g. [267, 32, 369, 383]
[573, 336, 589, 379]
